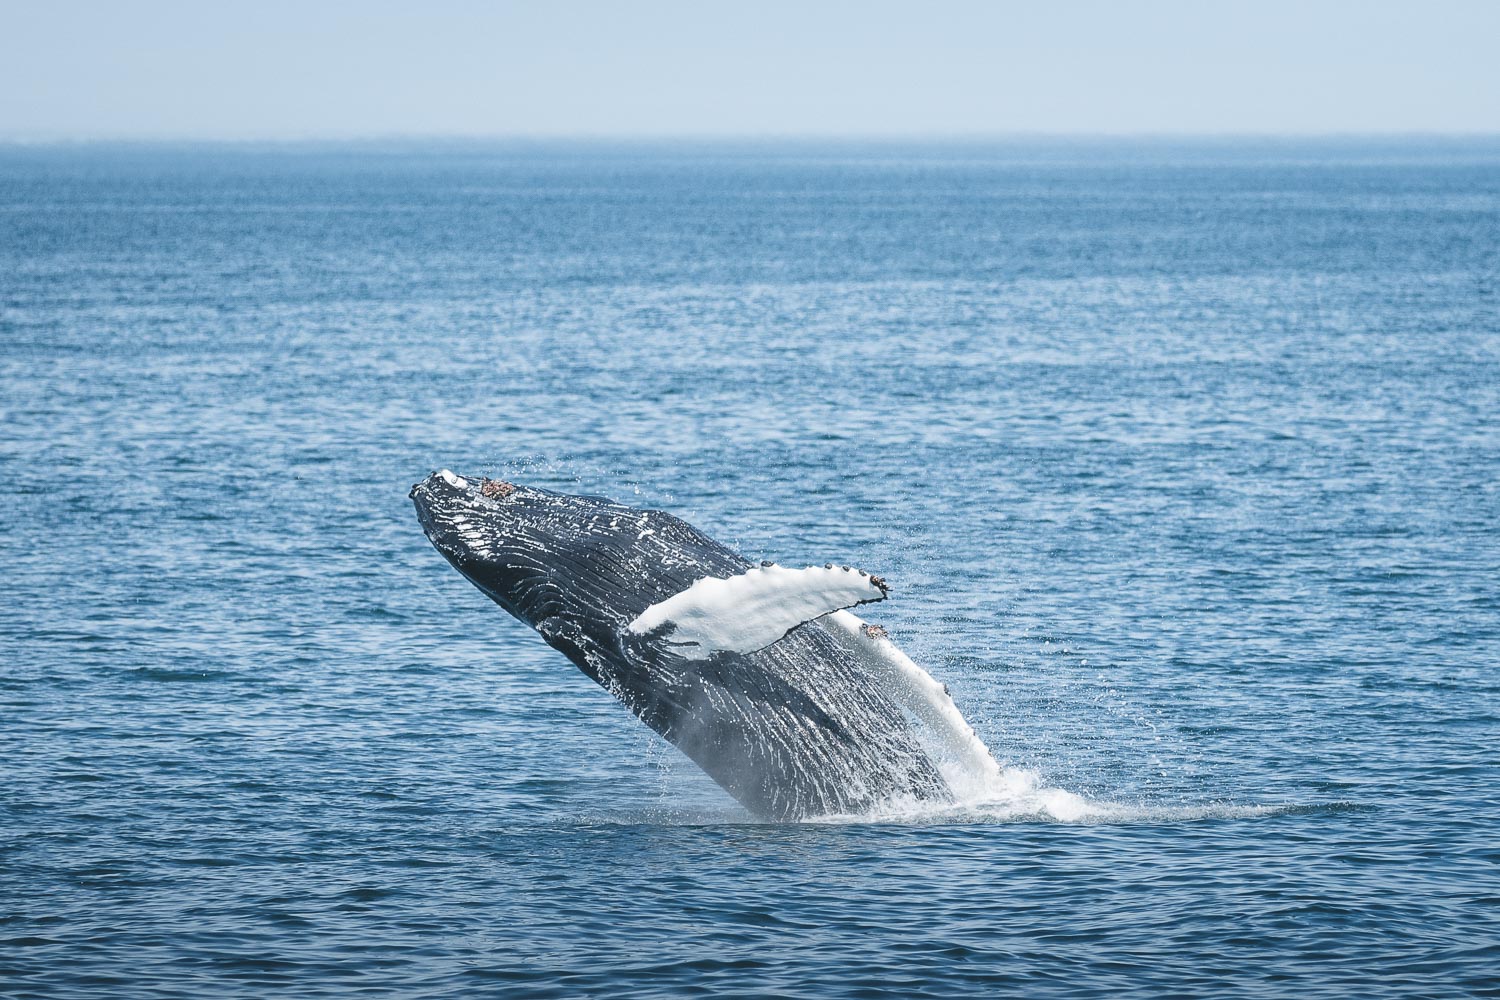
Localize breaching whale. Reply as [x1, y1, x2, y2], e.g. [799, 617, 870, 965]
[410, 470, 1002, 820]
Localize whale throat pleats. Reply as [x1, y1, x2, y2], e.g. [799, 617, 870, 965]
[625, 564, 890, 660]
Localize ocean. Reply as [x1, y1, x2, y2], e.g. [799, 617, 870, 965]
[2, 138, 1497, 997]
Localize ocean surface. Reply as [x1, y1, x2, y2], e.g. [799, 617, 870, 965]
[2, 139, 1497, 998]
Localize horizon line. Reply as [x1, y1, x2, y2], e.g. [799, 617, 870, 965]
[5, 130, 1500, 149]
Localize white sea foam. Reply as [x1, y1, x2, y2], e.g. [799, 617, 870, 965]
[818, 762, 1291, 825]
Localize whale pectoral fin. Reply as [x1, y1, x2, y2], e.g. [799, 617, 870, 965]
[817, 610, 1003, 781]
[624, 564, 890, 661]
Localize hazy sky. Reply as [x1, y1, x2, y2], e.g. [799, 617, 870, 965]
[3, 0, 1497, 140]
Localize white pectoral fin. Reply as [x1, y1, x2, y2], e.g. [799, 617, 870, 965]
[820, 610, 1003, 781]
[625, 563, 890, 660]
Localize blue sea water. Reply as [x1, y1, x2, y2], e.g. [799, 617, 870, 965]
[1, 139, 1498, 998]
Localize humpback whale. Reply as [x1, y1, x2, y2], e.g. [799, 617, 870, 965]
[410, 470, 1001, 820]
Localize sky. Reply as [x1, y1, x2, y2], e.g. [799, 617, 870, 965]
[2, 0, 1497, 140]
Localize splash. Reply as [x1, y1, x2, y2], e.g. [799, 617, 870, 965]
[816, 611, 1292, 825]
[816, 763, 1297, 825]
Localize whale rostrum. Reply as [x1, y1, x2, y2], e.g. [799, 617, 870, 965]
[410, 470, 1001, 820]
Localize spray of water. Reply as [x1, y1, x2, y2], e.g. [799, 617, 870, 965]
[812, 610, 1298, 825]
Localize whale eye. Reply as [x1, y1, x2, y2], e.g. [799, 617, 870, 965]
[481, 479, 516, 499]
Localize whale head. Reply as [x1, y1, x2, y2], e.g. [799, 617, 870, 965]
[409, 470, 695, 632]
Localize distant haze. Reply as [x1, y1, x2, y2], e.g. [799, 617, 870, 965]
[3, 0, 1497, 140]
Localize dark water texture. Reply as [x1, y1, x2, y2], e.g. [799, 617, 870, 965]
[2, 139, 1498, 997]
